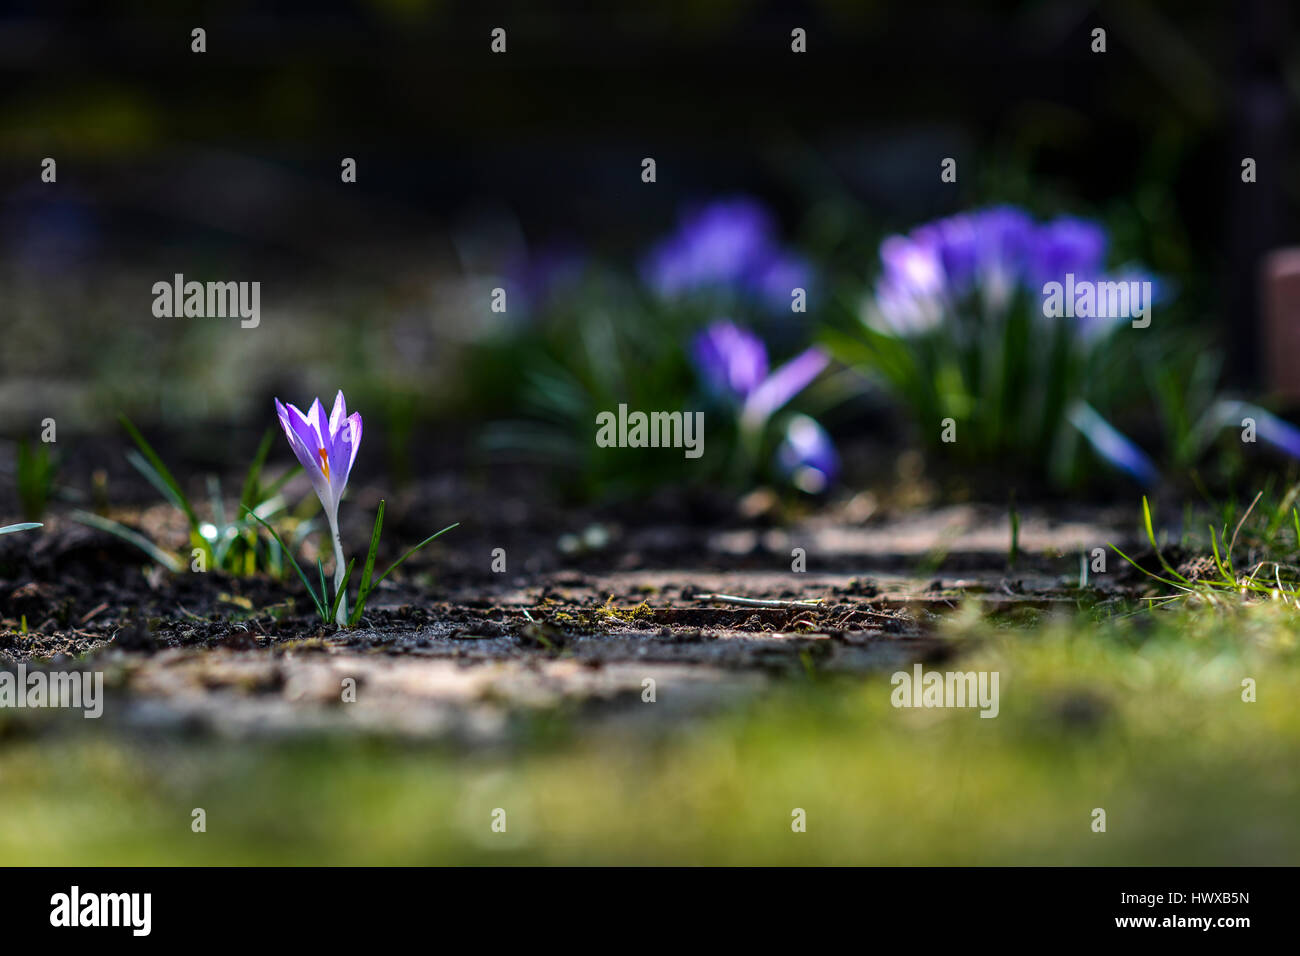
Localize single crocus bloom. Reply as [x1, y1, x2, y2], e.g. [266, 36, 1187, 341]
[642, 198, 776, 298]
[641, 197, 816, 313]
[691, 320, 828, 430]
[775, 414, 839, 494]
[275, 391, 363, 625]
[692, 320, 769, 398]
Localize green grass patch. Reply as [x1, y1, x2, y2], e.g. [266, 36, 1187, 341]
[2, 599, 1297, 864]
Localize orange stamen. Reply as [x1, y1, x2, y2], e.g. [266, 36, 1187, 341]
[318, 448, 330, 478]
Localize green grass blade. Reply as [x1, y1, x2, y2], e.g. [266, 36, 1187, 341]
[349, 499, 386, 627]
[239, 428, 275, 512]
[259, 465, 304, 503]
[329, 559, 356, 624]
[120, 415, 200, 531]
[125, 450, 186, 513]
[1208, 526, 1233, 583]
[317, 558, 328, 613]
[243, 507, 327, 620]
[68, 510, 182, 572]
[1141, 496, 1191, 584]
[1008, 500, 1020, 567]
[207, 475, 227, 533]
[351, 521, 458, 621]
[0, 522, 43, 535]
[372, 523, 459, 590]
[1108, 542, 1186, 589]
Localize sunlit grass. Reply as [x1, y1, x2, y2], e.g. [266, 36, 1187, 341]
[1, 599, 1297, 865]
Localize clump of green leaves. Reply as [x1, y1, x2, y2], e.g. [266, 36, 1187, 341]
[71, 416, 305, 575]
[246, 499, 457, 627]
[1112, 492, 1300, 609]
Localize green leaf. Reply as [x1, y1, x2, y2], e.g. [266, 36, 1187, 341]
[125, 450, 185, 513]
[239, 428, 275, 512]
[0, 522, 43, 536]
[243, 507, 327, 621]
[67, 511, 182, 572]
[372, 523, 459, 589]
[120, 415, 200, 532]
[1208, 526, 1233, 583]
[1141, 496, 1190, 584]
[349, 499, 386, 627]
[1108, 542, 1185, 590]
[329, 558, 356, 624]
[317, 558, 328, 614]
[258, 465, 304, 503]
[352, 520, 459, 622]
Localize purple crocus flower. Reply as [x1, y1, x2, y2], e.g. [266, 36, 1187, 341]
[1030, 216, 1108, 287]
[973, 205, 1036, 306]
[642, 198, 774, 297]
[275, 390, 363, 625]
[743, 347, 830, 428]
[691, 320, 829, 430]
[775, 414, 839, 494]
[641, 197, 815, 312]
[870, 206, 1118, 334]
[869, 234, 946, 335]
[914, 214, 980, 292]
[975, 206, 1035, 276]
[693, 320, 769, 398]
[879, 233, 946, 298]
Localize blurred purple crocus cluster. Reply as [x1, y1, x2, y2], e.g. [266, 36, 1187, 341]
[868, 205, 1126, 336]
[641, 197, 814, 314]
[692, 320, 838, 492]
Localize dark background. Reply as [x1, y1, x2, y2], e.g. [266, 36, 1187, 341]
[0, 0, 1294, 434]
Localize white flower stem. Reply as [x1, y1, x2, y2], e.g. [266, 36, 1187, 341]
[327, 511, 348, 627]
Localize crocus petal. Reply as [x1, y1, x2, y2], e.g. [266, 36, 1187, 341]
[1031, 216, 1108, 287]
[328, 390, 348, 437]
[307, 398, 331, 459]
[880, 234, 945, 298]
[742, 347, 829, 427]
[277, 401, 323, 478]
[640, 196, 815, 313]
[1067, 401, 1159, 486]
[275, 400, 317, 474]
[641, 197, 777, 299]
[343, 411, 363, 476]
[326, 410, 362, 502]
[775, 414, 839, 493]
[692, 320, 769, 400]
[975, 205, 1035, 282]
[276, 398, 335, 510]
[282, 401, 319, 455]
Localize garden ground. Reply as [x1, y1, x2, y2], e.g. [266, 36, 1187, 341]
[2, 484, 1298, 864]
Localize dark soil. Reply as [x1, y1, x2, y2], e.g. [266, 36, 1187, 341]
[0, 450, 1138, 738]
